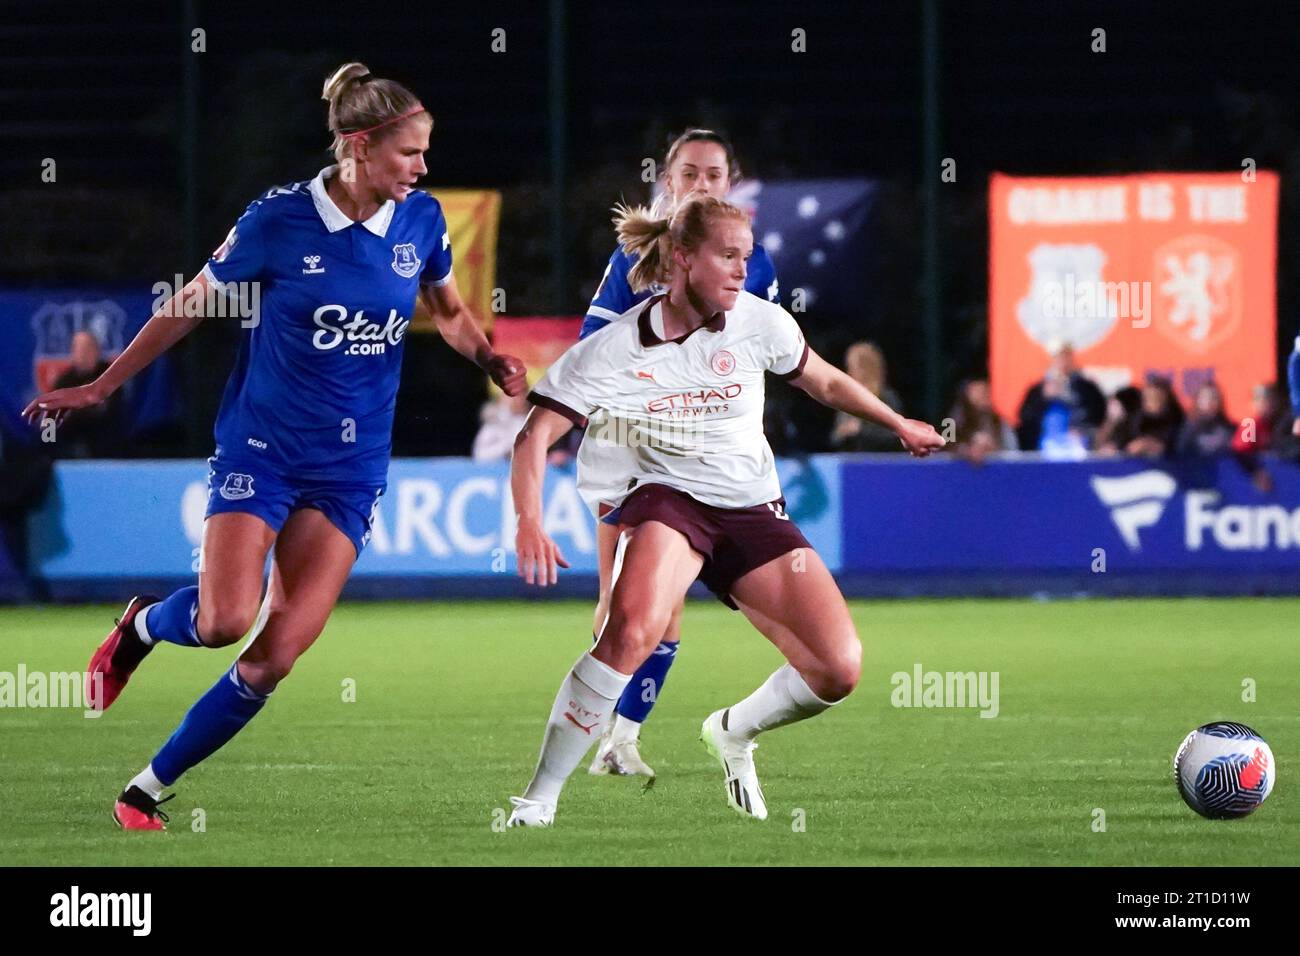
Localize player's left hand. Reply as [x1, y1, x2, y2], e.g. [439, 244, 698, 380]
[486, 353, 527, 397]
[896, 418, 946, 458]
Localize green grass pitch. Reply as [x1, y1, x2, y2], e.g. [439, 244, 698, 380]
[0, 597, 1295, 866]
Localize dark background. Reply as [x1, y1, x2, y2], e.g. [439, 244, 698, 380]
[3, 0, 1298, 454]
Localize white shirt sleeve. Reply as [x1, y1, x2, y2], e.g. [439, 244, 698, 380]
[763, 307, 810, 380]
[528, 338, 608, 427]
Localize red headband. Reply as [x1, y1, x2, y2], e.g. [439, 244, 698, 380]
[340, 105, 426, 141]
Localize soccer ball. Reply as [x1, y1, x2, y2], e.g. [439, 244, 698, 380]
[1173, 722, 1275, 819]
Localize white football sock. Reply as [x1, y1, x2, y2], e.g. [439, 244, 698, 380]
[523, 652, 632, 805]
[128, 764, 166, 800]
[724, 663, 837, 741]
[133, 604, 159, 646]
[609, 713, 642, 744]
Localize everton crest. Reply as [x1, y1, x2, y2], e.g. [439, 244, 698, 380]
[391, 243, 421, 279]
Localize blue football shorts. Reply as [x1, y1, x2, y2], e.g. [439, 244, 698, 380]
[204, 455, 384, 557]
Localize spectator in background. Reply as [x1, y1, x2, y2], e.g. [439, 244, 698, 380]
[472, 389, 578, 466]
[946, 378, 1015, 463]
[1015, 344, 1106, 452]
[0, 422, 53, 589]
[472, 390, 530, 463]
[50, 331, 124, 458]
[1177, 381, 1235, 458]
[1232, 383, 1282, 491]
[1118, 376, 1185, 459]
[1095, 385, 1143, 455]
[830, 341, 904, 452]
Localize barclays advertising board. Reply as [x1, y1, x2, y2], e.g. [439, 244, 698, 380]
[27, 456, 841, 582]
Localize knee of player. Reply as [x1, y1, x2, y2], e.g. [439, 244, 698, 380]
[239, 653, 295, 691]
[601, 608, 661, 662]
[197, 605, 258, 647]
[822, 635, 862, 701]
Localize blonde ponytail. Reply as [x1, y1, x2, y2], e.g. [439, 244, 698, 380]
[613, 202, 673, 292]
[612, 194, 751, 292]
[321, 61, 428, 160]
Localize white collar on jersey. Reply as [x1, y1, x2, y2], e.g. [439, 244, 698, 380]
[308, 166, 396, 237]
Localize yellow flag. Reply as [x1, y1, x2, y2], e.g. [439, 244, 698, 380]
[411, 188, 501, 332]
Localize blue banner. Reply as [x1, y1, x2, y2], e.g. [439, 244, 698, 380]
[0, 287, 176, 445]
[27, 454, 1299, 595]
[27, 456, 841, 581]
[840, 456, 1300, 574]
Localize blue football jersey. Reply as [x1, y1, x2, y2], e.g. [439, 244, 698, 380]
[579, 241, 779, 340]
[203, 167, 453, 484]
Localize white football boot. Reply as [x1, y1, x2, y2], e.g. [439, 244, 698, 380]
[700, 709, 768, 820]
[506, 796, 555, 828]
[587, 724, 617, 775]
[588, 727, 656, 778]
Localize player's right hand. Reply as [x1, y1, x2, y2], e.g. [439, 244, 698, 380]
[22, 382, 108, 427]
[896, 418, 946, 458]
[516, 515, 570, 586]
[1291, 416, 1300, 438]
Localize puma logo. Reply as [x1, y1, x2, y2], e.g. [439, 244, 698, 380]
[636, 369, 657, 383]
[564, 713, 598, 735]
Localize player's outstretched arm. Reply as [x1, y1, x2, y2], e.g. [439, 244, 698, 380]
[23, 272, 214, 425]
[792, 348, 946, 457]
[420, 278, 526, 396]
[510, 406, 574, 586]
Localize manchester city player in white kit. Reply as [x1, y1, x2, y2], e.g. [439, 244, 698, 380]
[580, 130, 779, 779]
[505, 195, 944, 826]
[26, 62, 526, 830]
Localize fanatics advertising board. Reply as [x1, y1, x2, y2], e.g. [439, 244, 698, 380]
[989, 172, 1279, 423]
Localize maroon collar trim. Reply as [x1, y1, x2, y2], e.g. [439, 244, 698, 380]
[637, 294, 726, 347]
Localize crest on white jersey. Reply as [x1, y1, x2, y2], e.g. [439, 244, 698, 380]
[710, 349, 736, 376]
[391, 243, 421, 279]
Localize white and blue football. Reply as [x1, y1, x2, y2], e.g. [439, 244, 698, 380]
[1173, 722, 1275, 819]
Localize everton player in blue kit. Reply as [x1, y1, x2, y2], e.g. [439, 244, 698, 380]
[580, 130, 780, 779]
[25, 62, 525, 830]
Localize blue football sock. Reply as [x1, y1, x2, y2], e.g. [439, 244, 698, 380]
[142, 586, 202, 647]
[616, 640, 678, 723]
[150, 663, 271, 786]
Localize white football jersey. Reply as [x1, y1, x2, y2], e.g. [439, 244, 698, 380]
[530, 291, 808, 511]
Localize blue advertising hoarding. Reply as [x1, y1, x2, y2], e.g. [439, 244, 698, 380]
[19, 454, 1300, 599]
[26, 457, 841, 592]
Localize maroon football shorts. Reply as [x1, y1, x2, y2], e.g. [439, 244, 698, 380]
[612, 482, 812, 609]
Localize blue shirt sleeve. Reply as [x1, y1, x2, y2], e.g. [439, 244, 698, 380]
[420, 200, 455, 286]
[745, 243, 780, 304]
[205, 201, 266, 287]
[584, 247, 635, 333]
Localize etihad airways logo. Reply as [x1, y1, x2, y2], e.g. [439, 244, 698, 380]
[646, 383, 742, 415]
[311, 304, 410, 356]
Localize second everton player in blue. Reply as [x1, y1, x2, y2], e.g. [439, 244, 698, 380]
[25, 62, 526, 830]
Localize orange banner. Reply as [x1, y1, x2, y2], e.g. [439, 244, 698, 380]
[989, 172, 1278, 423]
[411, 188, 500, 332]
[490, 316, 582, 391]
